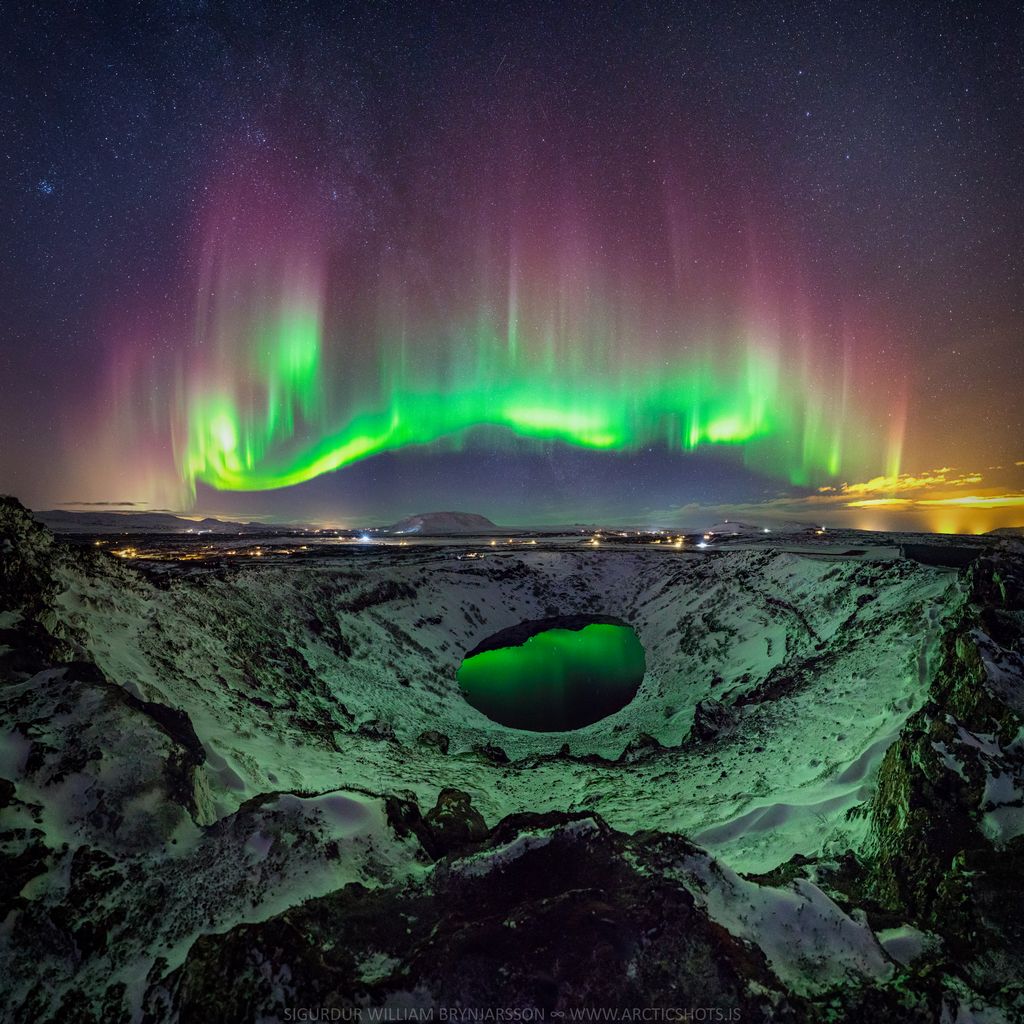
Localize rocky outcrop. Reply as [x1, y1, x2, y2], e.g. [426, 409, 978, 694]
[141, 799, 1020, 1022]
[865, 551, 1024, 1013]
[143, 812, 791, 1020]
[689, 697, 740, 742]
[1, 495, 79, 670]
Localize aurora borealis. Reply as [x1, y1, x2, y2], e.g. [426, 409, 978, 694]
[2, 3, 1022, 531]
[108, 103, 906, 516]
[175, 193, 888, 498]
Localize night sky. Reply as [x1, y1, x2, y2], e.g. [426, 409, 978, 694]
[2, 2, 1022, 531]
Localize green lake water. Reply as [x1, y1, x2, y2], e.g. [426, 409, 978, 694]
[457, 622, 646, 731]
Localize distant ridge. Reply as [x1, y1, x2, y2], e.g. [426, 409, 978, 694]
[706, 520, 820, 536]
[31, 509, 276, 535]
[386, 511, 498, 535]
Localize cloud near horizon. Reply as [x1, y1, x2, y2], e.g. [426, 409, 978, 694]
[57, 501, 147, 508]
[818, 468, 983, 498]
[652, 462, 1024, 531]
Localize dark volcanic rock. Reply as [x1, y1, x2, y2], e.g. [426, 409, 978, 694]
[867, 553, 1024, 1008]
[690, 698, 739, 742]
[416, 729, 450, 754]
[470, 741, 510, 764]
[143, 806, 1001, 1022]
[422, 787, 489, 856]
[617, 731, 665, 763]
[339, 579, 417, 614]
[144, 813, 794, 1021]
[356, 717, 397, 741]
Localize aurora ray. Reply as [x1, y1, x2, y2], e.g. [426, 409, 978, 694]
[172, 222, 890, 498]
[180, 342, 865, 494]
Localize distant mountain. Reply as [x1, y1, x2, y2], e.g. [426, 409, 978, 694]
[386, 511, 499, 535]
[705, 520, 815, 536]
[988, 526, 1024, 537]
[705, 520, 769, 536]
[31, 509, 277, 535]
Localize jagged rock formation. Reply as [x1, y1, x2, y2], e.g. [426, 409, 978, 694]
[2, 495, 1023, 1020]
[864, 552, 1024, 1009]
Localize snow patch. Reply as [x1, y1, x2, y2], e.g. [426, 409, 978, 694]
[876, 925, 935, 966]
[676, 853, 893, 995]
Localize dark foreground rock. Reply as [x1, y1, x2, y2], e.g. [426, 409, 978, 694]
[141, 798, 1020, 1023]
[864, 551, 1024, 1012]
[143, 815, 785, 1021]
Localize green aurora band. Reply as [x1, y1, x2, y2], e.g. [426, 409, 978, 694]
[178, 302, 872, 496]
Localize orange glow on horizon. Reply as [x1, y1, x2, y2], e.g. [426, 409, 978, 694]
[917, 494, 1024, 509]
[845, 497, 913, 508]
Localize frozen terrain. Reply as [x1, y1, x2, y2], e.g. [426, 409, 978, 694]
[2, 496, 1023, 1021]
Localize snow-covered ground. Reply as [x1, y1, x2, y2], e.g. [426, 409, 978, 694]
[48, 541, 958, 872]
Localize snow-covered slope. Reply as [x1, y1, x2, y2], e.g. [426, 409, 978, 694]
[40, 533, 954, 868]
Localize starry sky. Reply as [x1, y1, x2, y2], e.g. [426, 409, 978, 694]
[1, 1, 1022, 531]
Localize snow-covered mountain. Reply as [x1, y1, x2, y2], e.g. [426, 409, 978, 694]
[705, 519, 823, 536]
[2, 494, 1023, 1020]
[386, 510, 500, 534]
